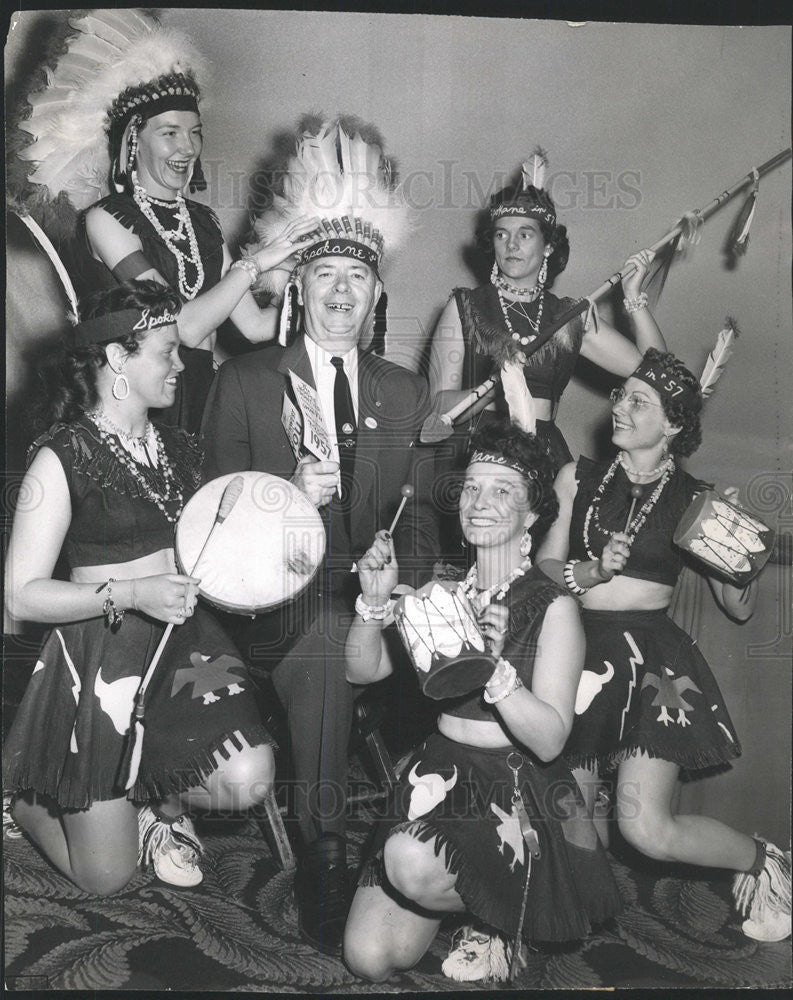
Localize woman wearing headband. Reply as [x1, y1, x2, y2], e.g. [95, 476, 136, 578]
[537, 348, 790, 944]
[4, 281, 275, 895]
[17, 11, 317, 433]
[429, 152, 664, 472]
[342, 421, 621, 984]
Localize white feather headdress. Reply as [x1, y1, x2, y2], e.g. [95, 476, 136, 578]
[253, 116, 410, 272]
[18, 9, 208, 211]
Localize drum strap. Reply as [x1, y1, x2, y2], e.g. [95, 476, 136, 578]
[331, 356, 357, 530]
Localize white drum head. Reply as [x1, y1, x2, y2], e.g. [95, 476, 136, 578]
[175, 471, 326, 614]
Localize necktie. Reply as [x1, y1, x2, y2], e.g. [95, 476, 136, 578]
[330, 356, 357, 521]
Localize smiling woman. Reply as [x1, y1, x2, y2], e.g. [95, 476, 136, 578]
[3, 279, 277, 897]
[16, 10, 317, 433]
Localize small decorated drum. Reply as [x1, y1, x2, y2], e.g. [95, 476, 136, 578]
[175, 471, 326, 614]
[674, 490, 775, 584]
[393, 581, 497, 700]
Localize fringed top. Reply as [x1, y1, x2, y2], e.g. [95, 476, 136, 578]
[454, 285, 585, 403]
[29, 416, 202, 568]
[78, 192, 223, 300]
[439, 566, 572, 721]
[568, 457, 710, 586]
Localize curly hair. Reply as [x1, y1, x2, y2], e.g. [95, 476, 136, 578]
[477, 181, 570, 288]
[633, 348, 703, 458]
[466, 420, 560, 552]
[35, 280, 182, 431]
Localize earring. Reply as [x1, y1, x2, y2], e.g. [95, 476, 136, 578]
[126, 122, 138, 173]
[538, 250, 550, 288]
[490, 260, 499, 283]
[112, 372, 130, 400]
[519, 527, 533, 558]
[461, 536, 468, 550]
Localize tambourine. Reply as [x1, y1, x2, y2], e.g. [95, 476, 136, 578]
[673, 490, 774, 584]
[393, 581, 497, 700]
[175, 471, 326, 614]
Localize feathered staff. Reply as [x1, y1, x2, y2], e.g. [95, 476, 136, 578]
[421, 148, 791, 444]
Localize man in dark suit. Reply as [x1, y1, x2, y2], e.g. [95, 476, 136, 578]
[201, 245, 438, 952]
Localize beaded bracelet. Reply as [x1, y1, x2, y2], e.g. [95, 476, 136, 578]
[563, 559, 589, 596]
[97, 578, 125, 630]
[623, 291, 649, 314]
[230, 257, 260, 287]
[354, 593, 395, 622]
[483, 658, 523, 704]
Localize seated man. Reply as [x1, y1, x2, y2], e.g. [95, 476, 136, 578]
[201, 118, 438, 954]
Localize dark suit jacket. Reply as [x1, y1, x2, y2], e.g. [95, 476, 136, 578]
[201, 337, 439, 583]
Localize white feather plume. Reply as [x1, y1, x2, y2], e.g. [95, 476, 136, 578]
[699, 318, 739, 398]
[521, 146, 549, 191]
[500, 360, 536, 433]
[252, 117, 410, 269]
[18, 10, 209, 210]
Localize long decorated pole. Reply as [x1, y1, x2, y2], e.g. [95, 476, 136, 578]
[422, 148, 792, 443]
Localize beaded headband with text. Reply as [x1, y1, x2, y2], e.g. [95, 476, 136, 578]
[298, 217, 384, 272]
[468, 449, 538, 480]
[630, 358, 700, 409]
[72, 308, 180, 347]
[490, 203, 557, 226]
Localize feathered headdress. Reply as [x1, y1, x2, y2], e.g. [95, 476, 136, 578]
[17, 9, 208, 211]
[251, 115, 410, 350]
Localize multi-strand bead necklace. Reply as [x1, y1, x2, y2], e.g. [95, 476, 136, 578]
[582, 455, 675, 559]
[87, 410, 183, 524]
[132, 177, 204, 299]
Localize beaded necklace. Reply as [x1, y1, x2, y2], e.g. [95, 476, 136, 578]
[460, 557, 532, 613]
[86, 412, 183, 524]
[582, 457, 674, 559]
[492, 272, 541, 299]
[132, 177, 204, 299]
[496, 287, 545, 347]
[87, 408, 157, 466]
[617, 450, 674, 480]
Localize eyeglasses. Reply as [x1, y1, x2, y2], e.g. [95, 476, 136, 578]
[609, 387, 664, 411]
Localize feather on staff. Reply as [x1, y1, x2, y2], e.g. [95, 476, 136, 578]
[700, 318, 739, 398]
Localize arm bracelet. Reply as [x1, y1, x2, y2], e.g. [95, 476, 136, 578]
[355, 593, 395, 622]
[230, 257, 261, 287]
[623, 292, 649, 314]
[563, 559, 589, 596]
[483, 658, 523, 704]
[98, 578, 125, 630]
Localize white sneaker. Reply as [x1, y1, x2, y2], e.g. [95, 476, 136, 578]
[441, 924, 526, 982]
[3, 792, 23, 840]
[138, 805, 204, 887]
[733, 841, 791, 942]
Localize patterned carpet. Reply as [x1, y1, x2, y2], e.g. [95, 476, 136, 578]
[4, 787, 791, 994]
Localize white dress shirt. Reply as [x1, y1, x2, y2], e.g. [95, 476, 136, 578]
[304, 338, 359, 486]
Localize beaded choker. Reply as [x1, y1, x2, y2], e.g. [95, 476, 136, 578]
[491, 272, 541, 299]
[132, 173, 204, 299]
[583, 457, 674, 559]
[617, 451, 674, 480]
[461, 557, 532, 613]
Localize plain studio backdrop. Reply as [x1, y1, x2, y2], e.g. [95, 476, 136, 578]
[5, 10, 791, 845]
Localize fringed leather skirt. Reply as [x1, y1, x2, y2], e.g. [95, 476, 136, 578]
[564, 608, 742, 773]
[359, 733, 622, 942]
[4, 607, 272, 809]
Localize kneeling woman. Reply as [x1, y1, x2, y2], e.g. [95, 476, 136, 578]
[4, 281, 274, 895]
[537, 348, 790, 943]
[343, 423, 621, 983]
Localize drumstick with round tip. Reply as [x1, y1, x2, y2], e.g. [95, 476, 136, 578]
[124, 476, 245, 790]
[351, 484, 414, 572]
[623, 485, 644, 533]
